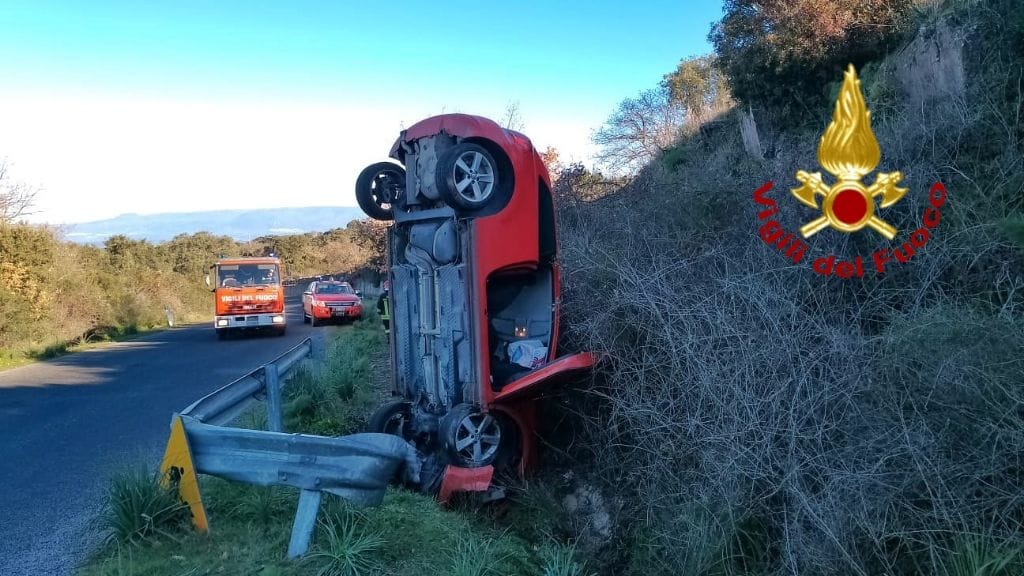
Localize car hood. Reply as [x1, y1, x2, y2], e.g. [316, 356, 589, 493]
[313, 294, 361, 303]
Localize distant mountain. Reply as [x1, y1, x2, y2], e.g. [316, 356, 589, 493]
[63, 207, 365, 244]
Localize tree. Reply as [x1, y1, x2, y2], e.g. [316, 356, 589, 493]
[501, 100, 525, 132]
[710, 0, 912, 116]
[593, 86, 684, 173]
[0, 160, 38, 223]
[540, 146, 563, 180]
[347, 219, 388, 272]
[663, 55, 734, 126]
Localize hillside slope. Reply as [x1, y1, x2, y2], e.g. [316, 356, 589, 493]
[554, 2, 1024, 574]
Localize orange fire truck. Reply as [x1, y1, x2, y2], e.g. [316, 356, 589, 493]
[205, 256, 287, 340]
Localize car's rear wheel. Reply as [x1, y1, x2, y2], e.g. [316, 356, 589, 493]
[355, 162, 405, 220]
[436, 143, 500, 212]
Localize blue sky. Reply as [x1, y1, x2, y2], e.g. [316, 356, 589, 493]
[0, 0, 722, 224]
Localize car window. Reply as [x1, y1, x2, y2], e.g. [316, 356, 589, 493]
[315, 283, 353, 295]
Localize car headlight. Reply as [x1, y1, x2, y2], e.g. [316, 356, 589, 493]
[272, 315, 285, 323]
[216, 319, 228, 327]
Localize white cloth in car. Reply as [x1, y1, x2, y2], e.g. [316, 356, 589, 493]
[507, 339, 548, 369]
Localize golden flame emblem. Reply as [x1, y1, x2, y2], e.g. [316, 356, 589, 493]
[792, 64, 907, 239]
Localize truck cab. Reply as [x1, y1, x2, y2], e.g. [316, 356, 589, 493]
[206, 257, 287, 339]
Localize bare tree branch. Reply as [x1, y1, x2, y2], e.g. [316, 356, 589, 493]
[0, 160, 39, 223]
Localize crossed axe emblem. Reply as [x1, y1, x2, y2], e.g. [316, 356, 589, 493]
[792, 170, 907, 240]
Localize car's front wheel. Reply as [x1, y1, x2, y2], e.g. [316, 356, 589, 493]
[436, 143, 501, 212]
[355, 162, 406, 220]
[367, 400, 412, 438]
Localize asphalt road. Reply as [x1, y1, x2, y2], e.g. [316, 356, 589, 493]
[0, 298, 336, 576]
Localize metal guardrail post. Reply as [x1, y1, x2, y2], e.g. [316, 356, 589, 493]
[287, 489, 323, 557]
[265, 363, 283, 432]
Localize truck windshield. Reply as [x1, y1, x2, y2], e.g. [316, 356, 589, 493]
[315, 284, 354, 294]
[217, 264, 280, 287]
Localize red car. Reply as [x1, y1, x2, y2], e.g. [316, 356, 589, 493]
[355, 114, 595, 500]
[302, 280, 364, 326]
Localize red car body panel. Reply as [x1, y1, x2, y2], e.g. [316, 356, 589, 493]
[492, 352, 597, 403]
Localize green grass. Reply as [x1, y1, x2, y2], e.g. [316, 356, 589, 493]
[82, 478, 552, 576]
[100, 467, 191, 548]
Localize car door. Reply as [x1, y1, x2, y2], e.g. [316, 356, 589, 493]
[303, 282, 316, 316]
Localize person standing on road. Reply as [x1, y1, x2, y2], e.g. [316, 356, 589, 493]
[377, 281, 390, 335]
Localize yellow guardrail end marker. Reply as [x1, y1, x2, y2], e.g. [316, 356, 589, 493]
[160, 415, 209, 533]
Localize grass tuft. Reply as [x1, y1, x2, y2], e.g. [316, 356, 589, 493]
[306, 512, 385, 576]
[101, 467, 189, 547]
[540, 543, 594, 576]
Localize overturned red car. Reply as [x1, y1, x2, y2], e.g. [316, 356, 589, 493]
[355, 114, 595, 500]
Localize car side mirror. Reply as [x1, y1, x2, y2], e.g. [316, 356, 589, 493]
[204, 273, 212, 290]
[303, 290, 312, 296]
[355, 290, 362, 297]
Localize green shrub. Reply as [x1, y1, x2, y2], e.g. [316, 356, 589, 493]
[101, 468, 189, 547]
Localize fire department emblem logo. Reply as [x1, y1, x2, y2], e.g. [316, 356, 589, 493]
[791, 65, 907, 240]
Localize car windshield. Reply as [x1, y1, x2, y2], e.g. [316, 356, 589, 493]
[316, 283, 353, 295]
[217, 263, 280, 287]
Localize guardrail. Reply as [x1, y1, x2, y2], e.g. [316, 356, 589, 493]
[180, 339, 312, 430]
[159, 336, 415, 557]
[159, 337, 418, 557]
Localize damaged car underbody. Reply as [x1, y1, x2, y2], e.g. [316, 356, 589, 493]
[356, 114, 595, 500]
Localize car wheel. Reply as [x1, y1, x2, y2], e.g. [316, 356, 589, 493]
[303, 313, 310, 324]
[311, 315, 319, 327]
[436, 143, 500, 212]
[367, 400, 412, 438]
[355, 162, 405, 220]
[276, 326, 287, 337]
[216, 329, 228, 341]
[441, 404, 514, 468]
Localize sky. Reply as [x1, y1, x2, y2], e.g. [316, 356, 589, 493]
[0, 0, 723, 224]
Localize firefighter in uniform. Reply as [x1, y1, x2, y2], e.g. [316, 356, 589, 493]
[377, 281, 390, 334]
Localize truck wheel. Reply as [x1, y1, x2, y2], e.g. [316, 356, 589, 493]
[217, 329, 228, 341]
[356, 162, 405, 220]
[436, 143, 500, 212]
[276, 325, 287, 337]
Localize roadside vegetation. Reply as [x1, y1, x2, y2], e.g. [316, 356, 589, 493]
[83, 317, 594, 576]
[551, 0, 1024, 574]
[0, 216, 385, 368]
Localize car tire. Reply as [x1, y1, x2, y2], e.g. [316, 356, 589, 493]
[355, 162, 405, 220]
[436, 143, 500, 212]
[311, 315, 319, 327]
[276, 326, 287, 337]
[440, 404, 516, 468]
[303, 313, 310, 324]
[367, 400, 412, 438]
[216, 329, 228, 341]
